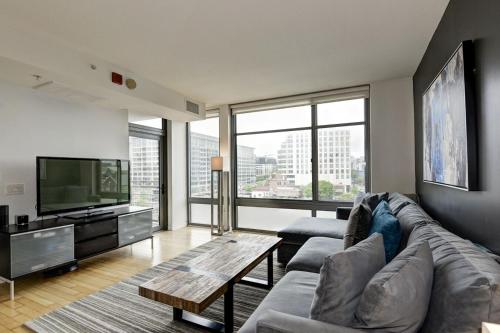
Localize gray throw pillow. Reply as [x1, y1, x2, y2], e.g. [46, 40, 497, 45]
[310, 233, 385, 326]
[355, 192, 389, 211]
[344, 201, 372, 249]
[353, 240, 433, 333]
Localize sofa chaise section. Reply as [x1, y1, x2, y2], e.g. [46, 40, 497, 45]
[277, 216, 347, 264]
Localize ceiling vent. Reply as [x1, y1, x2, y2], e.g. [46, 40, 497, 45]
[32, 81, 104, 104]
[186, 100, 200, 115]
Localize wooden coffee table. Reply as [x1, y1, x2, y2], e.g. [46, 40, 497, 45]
[139, 234, 282, 333]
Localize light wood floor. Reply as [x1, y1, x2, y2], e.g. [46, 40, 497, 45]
[0, 226, 214, 333]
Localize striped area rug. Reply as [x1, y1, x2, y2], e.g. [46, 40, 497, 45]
[25, 236, 285, 333]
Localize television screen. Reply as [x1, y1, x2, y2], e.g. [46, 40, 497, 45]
[37, 157, 130, 216]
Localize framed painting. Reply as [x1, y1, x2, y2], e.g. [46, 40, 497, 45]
[423, 40, 477, 190]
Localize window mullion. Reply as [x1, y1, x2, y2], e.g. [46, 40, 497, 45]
[311, 104, 319, 203]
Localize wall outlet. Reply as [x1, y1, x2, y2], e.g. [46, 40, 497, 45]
[6, 183, 25, 196]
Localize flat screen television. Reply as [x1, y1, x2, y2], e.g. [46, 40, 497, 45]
[36, 157, 130, 216]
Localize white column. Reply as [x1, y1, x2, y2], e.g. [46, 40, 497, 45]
[219, 105, 231, 171]
[218, 105, 232, 228]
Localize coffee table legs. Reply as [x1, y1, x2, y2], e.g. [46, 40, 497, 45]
[267, 251, 274, 288]
[224, 284, 234, 332]
[239, 251, 274, 289]
[172, 284, 234, 333]
[170, 251, 274, 332]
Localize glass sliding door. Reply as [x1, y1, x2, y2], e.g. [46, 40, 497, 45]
[187, 114, 220, 225]
[129, 120, 165, 231]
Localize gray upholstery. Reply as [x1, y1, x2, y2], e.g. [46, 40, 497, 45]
[277, 243, 303, 265]
[242, 193, 500, 333]
[344, 201, 372, 249]
[353, 240, 434, 333]
[336, 207, 352, 220]
[239, 271, 319, 333]
[389, 193, 435, 250]
[277, 217, 347, 264]
[286, 237, 344, 273]
[387, 192, 416, 214]
[278, 217, 347, 244]
[409, 223, 500, 333]
[310, 233, 386, 326]
[354, 192, 388, 211]
[256, 310, 368, 333]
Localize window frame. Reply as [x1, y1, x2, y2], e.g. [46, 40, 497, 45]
[128, 121, 167, 232]
[231, 98, 370, 232]
[186, 114, 221, 226]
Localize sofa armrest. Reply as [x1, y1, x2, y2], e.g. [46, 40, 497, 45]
[256, 310, 367, 333]
[336, 207, 352, 220]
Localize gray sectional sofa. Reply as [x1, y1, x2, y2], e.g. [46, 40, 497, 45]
[239, 193, 500, 333]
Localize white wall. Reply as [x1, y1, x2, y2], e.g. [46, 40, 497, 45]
[169, 121, 188, 230]
[0, 80, 129, 224]
[370, 76, 415, 193]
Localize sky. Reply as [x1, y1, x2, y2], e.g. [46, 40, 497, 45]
[191, 99, 366, 158]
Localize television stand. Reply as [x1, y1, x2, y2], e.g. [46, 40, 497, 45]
[0, 206, 153, 300]
[65, 210, 114, 220]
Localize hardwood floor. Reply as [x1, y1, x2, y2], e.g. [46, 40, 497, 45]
[0, 226, 214, 333]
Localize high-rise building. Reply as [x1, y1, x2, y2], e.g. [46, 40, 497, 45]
[129, 137, 160, 225]
[255, 156, 277, 177]
[277, 128, 352, 191]
[190, 132, 256, 196]
[237, 145, 257, 186]
[189, 132, 219, 197]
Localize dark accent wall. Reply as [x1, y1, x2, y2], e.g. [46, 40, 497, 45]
[413, 0, 500, 254]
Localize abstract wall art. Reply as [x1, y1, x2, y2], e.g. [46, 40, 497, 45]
[423, 40, 477, 190]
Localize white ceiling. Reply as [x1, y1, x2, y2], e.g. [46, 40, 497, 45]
[0, 0, 448, 106]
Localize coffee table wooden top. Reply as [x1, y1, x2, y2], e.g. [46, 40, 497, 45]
[139, 234, 282, 313]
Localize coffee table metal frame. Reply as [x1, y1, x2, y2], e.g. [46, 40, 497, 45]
[140, 236, 281, 333]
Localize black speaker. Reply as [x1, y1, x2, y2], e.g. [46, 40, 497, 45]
[15, 215, 29, 226]
[0, 205, 8, 227]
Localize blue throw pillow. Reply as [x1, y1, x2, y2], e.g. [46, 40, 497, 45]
[369, 201, 402, 262]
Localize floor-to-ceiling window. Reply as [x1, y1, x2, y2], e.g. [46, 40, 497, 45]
[129, 118, 166, 230]
[187, 112, 220, 225]
[232, 87, 370, 231]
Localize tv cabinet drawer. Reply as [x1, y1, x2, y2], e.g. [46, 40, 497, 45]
[10, 225, 74, 278]
[75, 234, 118, 259]
[74, 218, 117, 242]
[118, 210, 153, 247]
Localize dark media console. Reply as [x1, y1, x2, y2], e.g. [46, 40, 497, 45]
[65, 210, 114, 220]
[0, 206, 153, 300]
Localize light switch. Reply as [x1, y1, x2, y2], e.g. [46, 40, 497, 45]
[6, 184, 24, 195]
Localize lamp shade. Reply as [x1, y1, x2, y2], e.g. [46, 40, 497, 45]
[211, 156, 223, 171]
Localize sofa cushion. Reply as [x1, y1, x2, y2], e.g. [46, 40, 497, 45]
[277, 217, 347, 244]
[409, 223, 500, 333]
[256, 310, 367, 333]
[353, 240, 433, 333]
[309, 233, 386, 326]
[395, 204, 429, 249]
[286, 237, 344, 273]
[387, 192, 416, 215]
[239, 271, 319, 333]
[369, 201, 402, 262]
[344, 201, 373, 249]
[391, 193, 436, 250]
